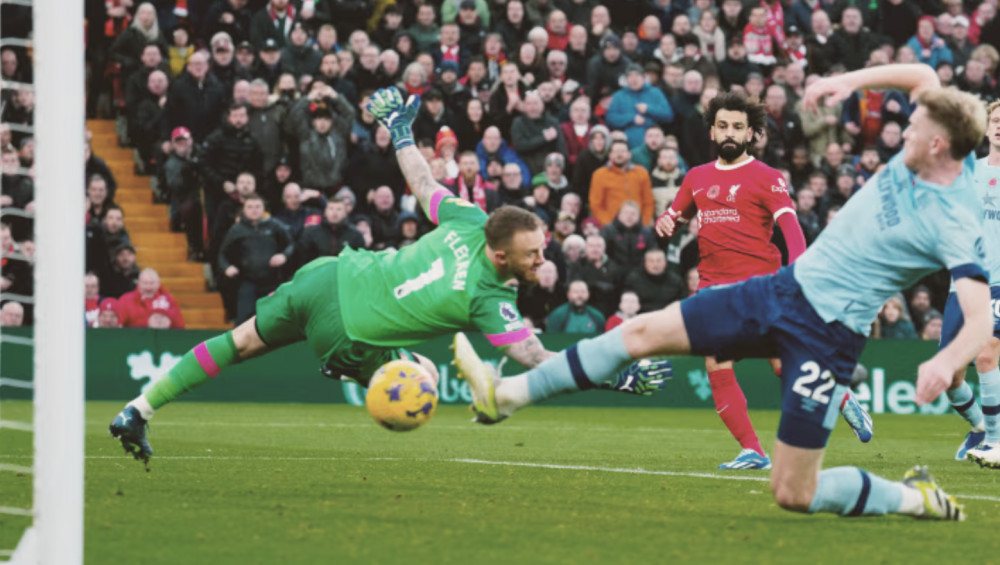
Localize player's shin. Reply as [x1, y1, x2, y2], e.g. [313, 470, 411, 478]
[135, 331, 240, 417]
[525, 327, 634, 403]
[980, 368, 1000, 444]
[948, 380, 986, 432]
[808, 467, 905, 517]
[709, 368, 764, 456]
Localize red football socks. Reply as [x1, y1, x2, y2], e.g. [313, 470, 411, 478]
[709, 368, 765, 456]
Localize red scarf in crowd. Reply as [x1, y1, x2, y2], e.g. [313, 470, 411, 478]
[456, 174, 492, 212]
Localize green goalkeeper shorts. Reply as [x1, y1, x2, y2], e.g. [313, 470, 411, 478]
[254, 256, 406, 386]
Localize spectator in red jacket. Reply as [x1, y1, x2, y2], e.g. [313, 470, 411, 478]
[117, 268, 185, 328]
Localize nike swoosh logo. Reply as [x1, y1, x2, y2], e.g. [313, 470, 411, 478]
[693, 189, 705, 195]
[716, 406, 728, 415]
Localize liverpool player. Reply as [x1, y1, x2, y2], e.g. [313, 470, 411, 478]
[653, 91, 872, 470]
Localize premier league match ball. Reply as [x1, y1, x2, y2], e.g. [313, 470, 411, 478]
[366, 359, 439, 431]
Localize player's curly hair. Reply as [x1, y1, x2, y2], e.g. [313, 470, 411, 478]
[485, 206, 545, 250]
[705, 91, 767, 139]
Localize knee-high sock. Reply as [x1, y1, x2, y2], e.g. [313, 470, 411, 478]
[808, 467, 907, 516]
[143, 332, 239, 410]
[948, 381, 985, 432]
[980, 368, 1000, 444]
[527, 327, 633, 403]
[709, 368, 764, 456]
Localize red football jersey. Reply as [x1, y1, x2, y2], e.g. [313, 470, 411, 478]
[670, 157, 796, 288]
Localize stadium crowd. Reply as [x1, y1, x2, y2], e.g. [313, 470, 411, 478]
[3, 0, 1000, 332]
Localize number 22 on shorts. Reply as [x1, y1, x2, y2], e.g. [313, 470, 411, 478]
[791, 361, 835, 404]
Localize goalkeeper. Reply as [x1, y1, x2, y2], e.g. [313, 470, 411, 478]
[109, 88, 673, 466]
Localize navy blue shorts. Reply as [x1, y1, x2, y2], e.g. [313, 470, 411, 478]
[680, 265, 868, 449]
[939, 286, 1000, 351]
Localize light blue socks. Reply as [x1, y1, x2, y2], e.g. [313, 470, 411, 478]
[808, 467, 904, 516]
[527, 328, 632, 403]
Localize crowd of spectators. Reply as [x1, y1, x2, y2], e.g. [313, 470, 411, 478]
[60, 0, 1000, 331]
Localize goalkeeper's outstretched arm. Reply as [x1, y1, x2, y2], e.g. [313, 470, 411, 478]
[367, 88, 446, 215]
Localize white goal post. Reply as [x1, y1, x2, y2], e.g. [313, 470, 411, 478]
[7, 0, 85, 562]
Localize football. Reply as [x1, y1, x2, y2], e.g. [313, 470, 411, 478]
[366, 359, 439, 431]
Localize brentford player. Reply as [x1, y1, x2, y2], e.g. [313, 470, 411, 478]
[654, 91, 872, 470]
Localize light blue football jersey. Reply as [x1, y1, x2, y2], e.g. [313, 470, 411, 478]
[794, 152, 986, 335]
[975, 156, 1000, 287]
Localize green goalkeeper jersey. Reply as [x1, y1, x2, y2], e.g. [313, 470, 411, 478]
[338, 191, 531, 348]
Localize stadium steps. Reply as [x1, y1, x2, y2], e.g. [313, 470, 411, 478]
[88, 119, 227, 330]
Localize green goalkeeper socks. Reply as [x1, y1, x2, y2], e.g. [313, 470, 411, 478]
[144, 332, 239, 409]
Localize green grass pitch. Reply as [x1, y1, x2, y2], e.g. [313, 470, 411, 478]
[2, 400, 1000, 564]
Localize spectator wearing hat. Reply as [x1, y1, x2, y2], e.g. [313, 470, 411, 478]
[606, 64, 674, 149]
[118, 268, 185, 329]
[445, 151, 501, 213]
[442, 0, 491, 27]
[234, 41, 256, 74]
[250, 0, 296, 50]
[163, 51, 227, 142]
[475, 125, 531, 187]
[946, 15, 974, 70]
[296, 197, 364, 266]
[251, 38, 286, 89]
[159, 126, 205, 259]
[589, 139, 654, 227]
[511, 91, 566, 176]
[437, 60, 471, 114]
[93, 298, 122, 328]
[587, 34, 630, 111]
[285, 82, 354, 193]
[104, 243, 141, 298]
[456, 0, 488, 56]
[201, 102, 262, 227]
[281, 21, 322, 80]
[412, 88, 457, 146]
[434, 126, 461, 181]
[392, 211, 426, 249]
[532, 153, 569, 193]
[219, 194, 293, 323]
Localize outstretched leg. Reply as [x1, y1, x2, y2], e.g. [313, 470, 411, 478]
[109, 317, 270, 465]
